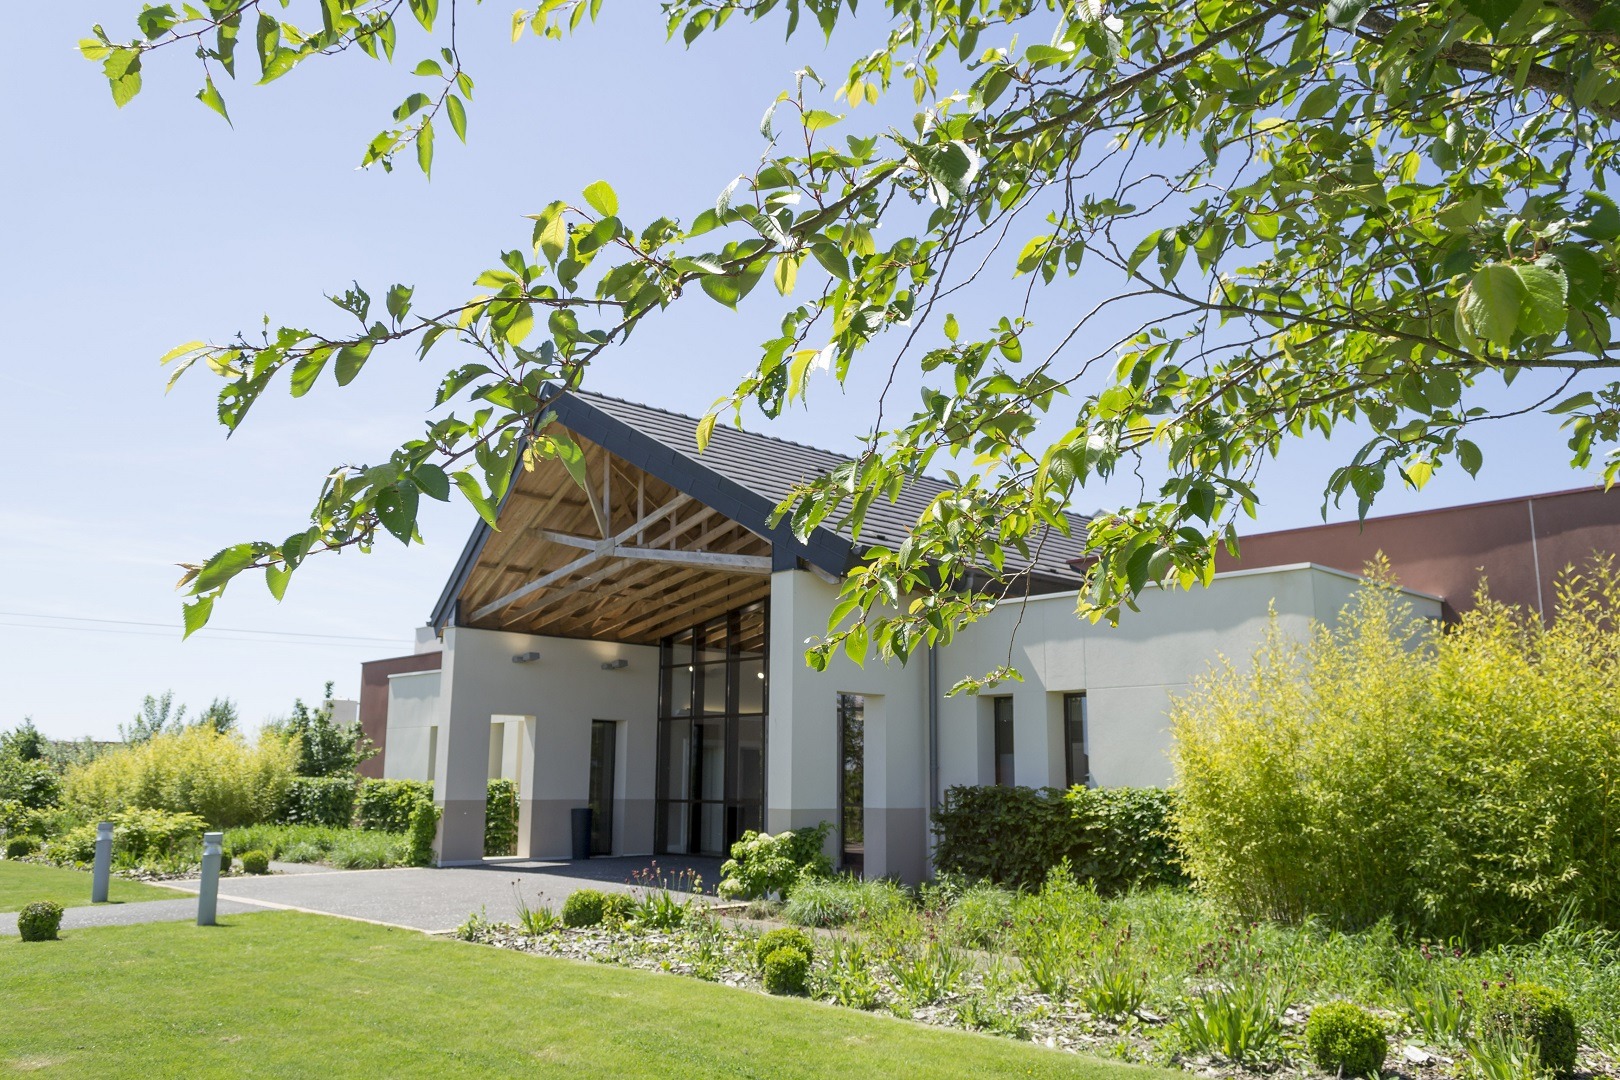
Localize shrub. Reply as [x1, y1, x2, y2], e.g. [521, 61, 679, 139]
[753, 926, 816, 969]
[762, 946, 811, 995]
[0, 757, 60, 810]
[1172, 562, 1620, 943]
[484, 778, 518, 856]
[278, 776, 357, 827]
[5, 835, 39, 859]
[16, 901, 64, 942]
[63, 726, 297, 828]
[601, 892, 636, 926]
[783, 875, 912, 929]
[1481, 983, 1579, 1077]
[717, 823, 832, 900]
[218, 851, 232, 875]
[931, 784, 1183, 892]
[562, 889, 608, 928]
[406, 800, 439, 868]
[943, 881, 1015, 950]
[327, 831, 408, 869]
[239, 849, 271, 875]
[45, 808, 205, 867]
[0, 799, 43, 839]
[355, 779, 433, 832]
[1305, 1002, 1389, 1078]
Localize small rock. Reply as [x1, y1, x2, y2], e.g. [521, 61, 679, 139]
[1403, 1045, 1434, 1066]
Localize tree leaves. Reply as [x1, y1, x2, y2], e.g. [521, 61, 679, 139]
[583, 180, 618, 217]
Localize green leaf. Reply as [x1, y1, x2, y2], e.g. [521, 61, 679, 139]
[1463, 264, 1526, 348]
[1457, 439, 1483, 476]
[416, 118, 434, 179]
[446, 94, 468, 143]
[194, 543, 257, 592]
[386, 284, 414, 322]
[374, 485, 420, 544]
[182, 595, 215, 639]
[335, 341, 374, 386]
[583, 180, 618, 217]
[809, 243, 850, 281]
[196, 75, 230, 125]
[289, 350, 330, 397]
[1515, 263, 1568, 337]
[695, 413, 718, 452]
[551, 430, 592, 495]
[265, 563, 292, 602]
[453, 471, 499, 527]
[1325, 0, 1371, 29]
[531, 202, 568, 265]
[414, 463, 451, 502]
[773, 254, 799, 296]
[909, 139, 980, 202]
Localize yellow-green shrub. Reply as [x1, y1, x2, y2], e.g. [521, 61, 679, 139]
[1171, 559, 1620, 944]
[64, 726, 297, 828]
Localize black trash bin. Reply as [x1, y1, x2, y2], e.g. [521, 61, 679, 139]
[570, 807, 593, 860]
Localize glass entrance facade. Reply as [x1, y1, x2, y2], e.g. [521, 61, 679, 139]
[655, 602, 767, 856]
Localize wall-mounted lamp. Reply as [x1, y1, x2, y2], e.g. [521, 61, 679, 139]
[600, 658, 629, 671]
[512, 651, 541, 665]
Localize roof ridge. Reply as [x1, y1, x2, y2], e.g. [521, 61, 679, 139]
[570, 387, 864, 464]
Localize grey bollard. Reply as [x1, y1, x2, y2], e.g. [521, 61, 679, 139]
[91, 822, 113, 903]
[197, 831, 223, 926]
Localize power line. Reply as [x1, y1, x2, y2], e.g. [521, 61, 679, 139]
[0, 610, 411, 645]
[0, 622, 405, 649]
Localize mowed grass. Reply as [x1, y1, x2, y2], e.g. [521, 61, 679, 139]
[0, 861, 181, 912]
[0, 911, 1175, 1080]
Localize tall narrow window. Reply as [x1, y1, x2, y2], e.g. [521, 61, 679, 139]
[837, 693, 865, 874]
[993, 696, 1015, 787]
[1063, 693, 1090, 788]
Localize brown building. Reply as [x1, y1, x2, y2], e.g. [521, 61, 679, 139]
[1214, 486, 1620, 621]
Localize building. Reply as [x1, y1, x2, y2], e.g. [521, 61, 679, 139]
[359, 392, 1620, 880]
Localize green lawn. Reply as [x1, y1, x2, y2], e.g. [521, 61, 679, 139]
[0, 860, 182, 912]
[1, 911, 1175, 1079]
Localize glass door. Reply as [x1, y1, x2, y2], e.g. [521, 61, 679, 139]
[837, 693, 864, 874]
[589, 720, 616, 856]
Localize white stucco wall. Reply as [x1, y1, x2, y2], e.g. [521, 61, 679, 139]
[433, 627, 659, 863]
[383, 670, 442, 782]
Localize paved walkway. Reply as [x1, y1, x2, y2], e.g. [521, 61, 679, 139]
[3, 856, 721, 935]
[1, 896, 261, 935]
[162, 855, 722, 934]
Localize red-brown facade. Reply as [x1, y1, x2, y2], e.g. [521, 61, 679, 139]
[1212, 486, 1620, 620]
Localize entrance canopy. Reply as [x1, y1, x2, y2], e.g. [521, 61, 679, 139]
[429, 390, 1091, 643]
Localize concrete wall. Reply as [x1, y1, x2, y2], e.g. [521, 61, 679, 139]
[434, 627, 659, 863]
[359, 651, 443, 779]
[937, 564, 1441, 792]
[383, 670, 442, 782]
[768, 570, 931, 882]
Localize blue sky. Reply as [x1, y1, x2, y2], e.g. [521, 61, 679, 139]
[0, 4, 1601, 739]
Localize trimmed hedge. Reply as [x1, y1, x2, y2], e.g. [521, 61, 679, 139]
[17, 901, 64, 942]
[356, 779, 433, 833]
[279, 776, 357, 827]
[1305, 1002, 1388, 1077]
[1482, 983, 1579, 1077]
[485, 778, 518, 856]
[930, 785, 1184, 892]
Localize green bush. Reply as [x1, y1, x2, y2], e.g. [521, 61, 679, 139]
[326, 831, 409, 869]
[717, 823, 832, 900]
[1481, 983, 1579, 1077]
[0, 757, 60, 810]
[46, 808, 205, 867]
[278, 776, 357, 827]
[239, 849, 271, 875]
[0, 799, 44, 839]
[762, 946, 811, 995]
[562, 889, 608, 928]
[601, 892, 635, 926]
[63, 726, 297, 828]
[1305, 1002, 1388, 1077]
[406, 800, 439, 867]
[1172, 563, 1620, 943]
[754, 926, 816, 970]
[931, 784, 1183, 892]
[5, 835, 39, 859]
[355, 779, 433, 832]
[16, 901, 64, 942]
[484, 778, 518, 856]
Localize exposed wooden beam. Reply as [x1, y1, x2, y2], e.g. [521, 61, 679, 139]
[611, 547, 772, 573]
[470, 495, 692, 621]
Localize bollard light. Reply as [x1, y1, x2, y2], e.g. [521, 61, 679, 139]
[91, 822, 113, 904]
[197, 831, 223, 927]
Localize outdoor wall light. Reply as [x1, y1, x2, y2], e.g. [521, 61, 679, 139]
[600, 658, 629, 671]
[512, 651, 541, 664]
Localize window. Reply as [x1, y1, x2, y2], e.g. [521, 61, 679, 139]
[837, 693, 864, 874]
[1063, 693, 1090, 788]
[993, 697, 1015, 786]
[655, 601, 768, 856]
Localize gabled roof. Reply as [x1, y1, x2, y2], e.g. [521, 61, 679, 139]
[430, 389, 1088, 629]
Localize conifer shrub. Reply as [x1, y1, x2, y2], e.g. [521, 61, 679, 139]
[1172, 561, 1620, 944]
[562, 889, 608, 928]
[762, 945, 811, 995]
[1305, 1001, 1388, 1077]
[17, 901, 64, 942]
[1481, 983, 1579, 1077]
[753, 926, 815, 970]
[239, 849, 271, 875]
